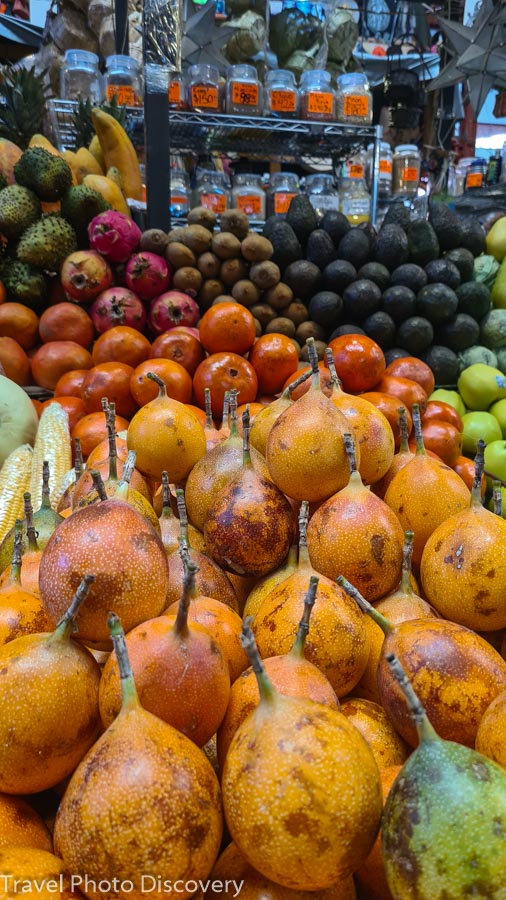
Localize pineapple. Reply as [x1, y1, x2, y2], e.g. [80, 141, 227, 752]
[72, 96, 126, 152]
[0, 65, 48, 150]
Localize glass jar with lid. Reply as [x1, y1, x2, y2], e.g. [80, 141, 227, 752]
[306, 173, 339, 216]
[187, 65, 222, 113]
[336, 73, 372, 125]
[192, 170, 231, 215]
[366, 141, 393, 197]
[170, 170, 190, 219]
[226, 65, 262, 116]
[267, 172, 299, 217]
[465, 158, 487, 191]
[168, 71, 186, 110]
[60, 50, 103, 104]
[343, 149, 367, 181]
[232, 174, 266, 221]
[104, 55, 143, 106]
[299, 70, 336, 122]
[339, 174, 371, 225]
[392, 144, 421, 196]
[265, 70, 298, 118]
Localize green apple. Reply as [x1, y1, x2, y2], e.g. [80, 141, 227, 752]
[489, 397, 506, 438]
[486, 215, 506, 262]
[491, 256, 506, 308]
[484, 439, 506, 489]
[457, 363, 506, 411]
[461, 412, 502, 456]
[428, 389, 466, 418]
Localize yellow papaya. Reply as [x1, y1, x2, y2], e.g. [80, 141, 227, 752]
[0, 139, 22, 184]
[82, 174, 131, 216]
[91, 108, 142, 201]
[73, 147, 104, 183]
[88, 135, 106, 172]
[28, 134, 64, 157]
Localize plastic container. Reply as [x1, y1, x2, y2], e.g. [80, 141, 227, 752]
[267, 171, 299, 216]
[60, 50, 102, 104]
[366, 141, 393, 197]
[336, 73, 372, 125]
[192, 170, 231, 214]
[232, 173, 266, 220]
[392, 144, 421, 196]
[168, 71, 186, 110]
[299, 70, 336, 122]
[306, 173, 339, 215]
[265, 69, 298, 118]
[104, 55, 143, 106]
[187, 64, 221, 113]
[170, 170, 190, 218]
[226, 65, 262, 116]
[454, 157, 475, 195]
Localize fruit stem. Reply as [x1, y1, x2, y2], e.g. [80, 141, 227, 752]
[23, 492, 39, 551]
[344, 433, 358, 474]
[399, 531, 415, 595]
[89, 470, 108, 502]
[484, 470, 506, 490]
[114, 451, 136, 501]
[40, 460, 51, 510]
[175, 487, 190, 555]
[241, 616, 276, 705]
[174, 558, 199, 637]
[9, 521, 23, 585]
[286, 367, 312, 397]
[160, 471, 174, 519]
[412, 404, 426, 456]
[493, 480, 502, 517]
[324, 348, 342, 389]
[471, 440, 485, 507]
[108, 611, 139, 710]
[146, 371, 167, 397]
[337, 575, 393, 634]
[51, 574, 96, 643]
[298, 500, 311, 567]
[291, 575, 318, 658]
[103, 398, 118, 483]
[74, 438, 84, 479]
[205, 387, 214, 429]
[397, 407, 410, 452]
[228, 390, 239, 438]
[385, 652, 439, 743]
[220, 390, 230, 429]
[306, 336, 319, 375]
[242, 406, 252, 464]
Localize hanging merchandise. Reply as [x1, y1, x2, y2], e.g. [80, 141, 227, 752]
[60, 50, 103, 104]
[306, 173, 340, 216]
[187, 64, 222, 112]
[265, 70, 299, 118]
[232, 174, 266, 220]
[226, 65, 262, 116]
[392, 144, 421, 197]
[336, 72, 372, 125]
[170, 170, 190, 218]
[267, 172, 300, 217]
[104, 56, 143, 106]
[299, 70, 336, 122]
[193, 170, 231, 213]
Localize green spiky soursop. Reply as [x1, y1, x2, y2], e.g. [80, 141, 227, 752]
[0, 258, 48, 311]
[0, 185, 41, 240]
[14, 147, 72, 201]
[0, 173, 7, 192]
[60, 185, 110, 246]
[17, 215, 77, 271]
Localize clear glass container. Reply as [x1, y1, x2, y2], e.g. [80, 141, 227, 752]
[226, 65, 262, 116]
[392, 144, 421, 196]
[299, 70, 336, 122]
[168, 71, 186, 110]
[170, 170, 190, 218]
[265, 69, 298, 118]
[343, 149, 367, 181]
[306, 173, 339, 216]
[267, 172, 299, 217]
[187, 64, 221, 113]
[336, 73, 372, 125]
[104, 55, 143, 106]
[339, 175, 371, 224]
[232, 173, 266, 221]
[192, 170, 231, 214]
[60, 50, 102, 104]
[366, 141, 393, 197]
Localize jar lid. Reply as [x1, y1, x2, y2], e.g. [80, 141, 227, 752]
[172, 169, 190, 184]
[366, 141, 391, 152]
[306, 173, 335, 188]
[270, 171, 299, 186]
[227, 64, 258, 79]
[265, 69, 296, 84]
[300, 69, 332, 86]
[64, 49, 99, 66]
[188, 64, 220, 80]
[337, 72, 369, 88]
[105, 54, 140, 72]
[196, 169, 230, 186]
[233, 173, 264, 186]
[394, 144, 420, 153]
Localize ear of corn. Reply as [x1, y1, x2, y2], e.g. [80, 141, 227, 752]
[0, 444, 33, 541]
[29, 402, 72, 511]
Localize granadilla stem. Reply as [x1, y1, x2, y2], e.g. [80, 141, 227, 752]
[291, 575, 318, 658]
[89, 470, 108, 502]
[400, 531, 415, 594]
[161, 471, 173, 519]
[344, 433, 357, 474]
[220, 390, 230, 428]
[105, 400, 118, 482]
[118, 450, 136, 487]
[337, 575, 393, 635]
[398, 407, 410, 452]
[298, 500, 310, 567]
[9, 521, 23, 585]
[472, 440, 486, 507]
[242, 407, 251, 463]
[228, 390, 239, 436]
[108, 611, 139, 709]
[24, 492, 39, 551]
[205, 388, 214, 429]
[306, 337, 319, 374]
[74, 438, 84, 479]
[411, 404, 425, 455]
[52, 574, 96, 641]
[40, 460, 51, 510]
[241, 617, 276, 704]
[493, 480, 502, 517]
[174, 558, 199, 637]
[146, 371, 167, 396]
[324, 348, 341, 388]
[386, 653, 438, 742]
[287, 367, 313, 396]
[175, 487, 190, 554]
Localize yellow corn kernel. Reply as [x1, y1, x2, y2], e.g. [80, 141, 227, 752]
[29, 403, 72, 511]
[0, 444, 33, 541]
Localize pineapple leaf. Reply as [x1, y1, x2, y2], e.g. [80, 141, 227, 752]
[71, 94, 127, 151]
[0, 65, 49, 149]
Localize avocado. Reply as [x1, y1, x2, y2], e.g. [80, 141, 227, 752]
[263, 215, 285, 237]
[337, 228, 371, 269]
[323, 259, 357, 293]
[456, 281, 491, 321]
[267, 221, 302, 272]
[283, 259, 322, 301]
[380, 285, 416, 323]
[428, 202, 463, 250]
[382, 201, 411, 230]
[395, 316, 434, 354]
[424, 258, 461, 290]
[329, 323, 366, 340]
[306, 229, 336, 270]
[457, 216, 487, 257]
[385, 347, 410, 365]
[358, 262, 390, 291]
[390, 263, 427, 294]
[435, 313, 480, 352]
[416, 282, 459, 324]
[374, 224, 409, 270]
[444, 247, 475, 283]
[363, 311, 396, 349]
[308, 291, 343, 328]
[406, 219, 440, 266]
[342, 278, 382, 321]
[422, 344, 460, 386]
[321, 210, 350, 246]
[286, 194, 318, 244]
[356, 221, 377, 249]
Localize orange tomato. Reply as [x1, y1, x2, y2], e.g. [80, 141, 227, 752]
[422, 400, 463, 432]
[359, 392, 413, 449]
[30, 341, 93, 391]
[453, 455, 486, 495]
[193, 352, 258, 418]
[281, 363, 333, 399]
[199, 302, 256, 356]
[81, 361, 137, 418]
[54, 368, 90, 398]
[150, 330, 205, 376]
[237, 402, 264, 432]
[0, 302, 39, 350]
[38, 302, 95, 348]
[0, 336, 31, 385]
[40, 395, 86, 433]
[385, 356, 435, 397]
[249, 333, 299, 394]
[91, 325, 151, 367]
[71, 411, 130, 459]
[374, 375, 428, 415]
[130, 358, 193, 406]
[328, 334, 386, 393]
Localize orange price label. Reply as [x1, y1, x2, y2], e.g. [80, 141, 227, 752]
[466, 171, 483, 188]
[106, 84, 136, 106]
[274, 192, 296, 214]
[379, 159, 393, 174]
[343, 94, 370, 118]
[170, 194, 187, 205]
[349, 164, 364, 178]
[231, 82, 259, 106]
[168, 81, 181, 104]
[236, 195, 263, 215]
[270, 89, 297, 113]
[402, 167, 419, 183]
[201, 192, 227, 213]
[191, 84, 219, 109]
[307, 92, 334, 115]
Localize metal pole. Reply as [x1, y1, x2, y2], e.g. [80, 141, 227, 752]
[114, 0, 129, 55]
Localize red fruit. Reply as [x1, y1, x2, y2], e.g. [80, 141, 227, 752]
[125, 252, 171, 301]
[148, 291, 200, 335]
[90, 287, 147, 334]
[171, 325, 201, 340]
[60, 250, 114, 303]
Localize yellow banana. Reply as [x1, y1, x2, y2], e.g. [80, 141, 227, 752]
[91, 108, 142, 201]
[88, 135, 106, 172]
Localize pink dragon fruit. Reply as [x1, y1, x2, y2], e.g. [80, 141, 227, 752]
[88, 211, 142, 264]
[148, 290, 200, 334]
[125, 251, 171, 301]
[90, 286, 147, 334]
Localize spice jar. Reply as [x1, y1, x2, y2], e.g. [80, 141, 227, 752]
[60, 50, 103, 103]
[168, 71, 186, 110]
[343, 150, 367, 181]
[226, 65, 262, 116]
[339, 174, 371, 225]
[187, 64, 221, 113]
[265, 70, 298, 118]
[465, 159, 487, 191]
[366, 141, 392, 197]
[306, 174, 339, 216]
[267, 172, 299, 217]
[336, 73, 372, 125]
[299, 70, 336, 122]
[232, 174, 266, 221]
[392, 144, 421, 196]
[104, 55, 143, 106]
[192, 170, 231, 214]
[170, 170, 190, 219]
